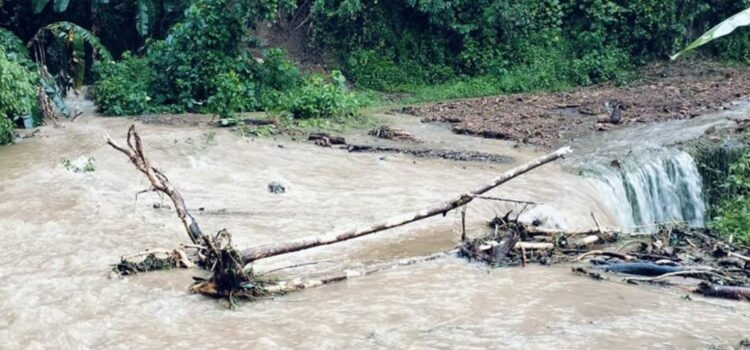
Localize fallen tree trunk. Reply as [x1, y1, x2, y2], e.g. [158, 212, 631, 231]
[697, 283, 750, 301]
[241, 146, 572, 262]
[191, 249, 454, 303]
[106, 125, 203, 243]
[601, 262, 684, 276]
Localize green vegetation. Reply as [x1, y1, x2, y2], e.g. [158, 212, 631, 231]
[91, 0, 364, 122]
[0, 49, 37, 145]
[2, 0, 750, 139]
[93, 53, 154, 116]
[693, 138, 750, 245]
[61, 156, 96, 173]
[672, 7, 750, 60]
[279, 71, 364, 120]
[708, 151, 750, 245]
[311, 0, 749, 99]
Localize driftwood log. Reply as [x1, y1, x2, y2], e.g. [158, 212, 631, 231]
[697, 283, 750, 301]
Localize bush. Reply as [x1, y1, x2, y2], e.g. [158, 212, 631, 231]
[0, 117, 14, 145]
[280, 71, 362, 120]
[0, 49, 37, 145]
[0, 28, 34, 69]
[344, 49, 455, 92]
[93, 52, 153, 115]
[715, 28, 750, 64]
[204, 71, 257, 119]
[709, 152, 750, 245]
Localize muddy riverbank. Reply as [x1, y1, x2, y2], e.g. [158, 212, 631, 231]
[404, 60, 750, 148]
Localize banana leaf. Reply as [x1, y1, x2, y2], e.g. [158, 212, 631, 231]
[53, 0, 70, 13]
[32, 0, 51, 14]
[41, 77, 71, 119]
[136, 0, 152, 36]
[671, 7, 750, 60]
[28, 22, 113, 62]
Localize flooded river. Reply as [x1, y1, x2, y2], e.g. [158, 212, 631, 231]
[0, 109, 749, 348]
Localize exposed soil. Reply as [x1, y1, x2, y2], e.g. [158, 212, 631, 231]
[404, 60, 750, 147]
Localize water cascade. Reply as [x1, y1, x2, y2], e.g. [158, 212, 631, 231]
[580, 149, 705, 231]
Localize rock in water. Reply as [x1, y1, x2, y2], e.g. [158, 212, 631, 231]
[268, 182, 286, 194]
[609, 103, 622, 124]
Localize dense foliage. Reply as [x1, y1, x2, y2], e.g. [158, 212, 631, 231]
[709, 151, 750, 245]
[93, 0, 363, 120]
[0, 49, 37, 145]
[93, 53, 154, 115]
[310, 0, 750, 93]
[280, 71, 361, 119]
[3, 0, 750, 128]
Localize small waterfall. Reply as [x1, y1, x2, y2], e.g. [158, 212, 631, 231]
[580, 150, 705, 231]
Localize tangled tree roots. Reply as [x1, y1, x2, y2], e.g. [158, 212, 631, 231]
[190, 230, 282, 304]
[458, 217, 617, 266]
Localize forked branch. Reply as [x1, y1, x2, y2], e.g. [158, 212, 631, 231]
[106, 125, 203, 243]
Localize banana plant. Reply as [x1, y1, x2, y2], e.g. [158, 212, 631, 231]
[671, 7, 750, 60]
[28, 22, 112, 61]
[27, 22, 112, 90]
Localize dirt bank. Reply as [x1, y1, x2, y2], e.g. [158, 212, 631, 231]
[404, 60, 750, 147]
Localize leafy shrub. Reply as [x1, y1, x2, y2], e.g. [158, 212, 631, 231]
[93, 52, 153, 115]
[0, 49, 37, 145]
[344, 49, 454, 92]
[715, 28, 750, 64]
[205, 71, 256, 119]
[693, 142, 747, 216]
[256, 48, 303, 92]
[143, 0, 295, 110]
[0, 117, 14, 145]
[0, 28, 34, 69]
[709, 152, 750, 245]
[280, 71, 362, 120]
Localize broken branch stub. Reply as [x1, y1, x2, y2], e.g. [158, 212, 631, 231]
[106, 125, 203, 243]
[240, 146, 572, 262]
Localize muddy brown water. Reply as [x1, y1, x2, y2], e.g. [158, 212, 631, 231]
[1, 112, 749, 349]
